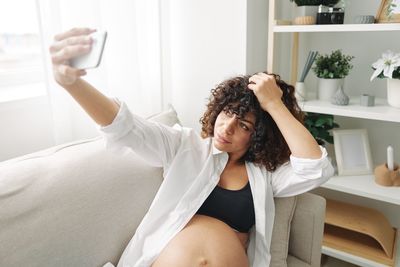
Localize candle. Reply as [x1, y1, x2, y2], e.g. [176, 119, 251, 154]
[387, 145, 394, 171]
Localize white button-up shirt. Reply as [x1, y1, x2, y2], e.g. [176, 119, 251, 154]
[100, 101, 334, 267]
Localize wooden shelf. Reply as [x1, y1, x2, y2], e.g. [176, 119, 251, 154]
[298, 97, 400, 123]
[320, 175, 400, 205]
[322, 200, 398, 266]
[322, 244, 399, 267]
[273, 23, 400, 33]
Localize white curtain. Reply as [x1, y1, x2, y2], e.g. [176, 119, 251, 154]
[37, 0, 163, 144]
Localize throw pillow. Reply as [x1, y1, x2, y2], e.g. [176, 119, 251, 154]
[270, 196, 298, 267]
[146, 104, 181, 127]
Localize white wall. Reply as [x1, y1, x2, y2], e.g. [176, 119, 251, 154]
[165, 0, 268, 131]
[166, 0, 247, 131]
[246, 0, 269, 74]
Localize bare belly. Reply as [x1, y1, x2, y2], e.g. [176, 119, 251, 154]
[151, 214, 249, 267]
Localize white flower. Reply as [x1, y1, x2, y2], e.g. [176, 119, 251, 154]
[370, 50, 400, 81]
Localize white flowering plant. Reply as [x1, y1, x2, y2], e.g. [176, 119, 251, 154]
[370, 50, 400, 81]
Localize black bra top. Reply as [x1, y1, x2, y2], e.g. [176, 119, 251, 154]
[196, 182, 255, 233]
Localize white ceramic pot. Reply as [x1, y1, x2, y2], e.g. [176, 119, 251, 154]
[317, 78, 344, 101]
[295, 81, 306, 101]
[387, 78, 400, 108]
[293, 6, 318, 25]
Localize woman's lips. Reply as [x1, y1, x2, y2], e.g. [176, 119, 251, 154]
[216, 134, 231, 144]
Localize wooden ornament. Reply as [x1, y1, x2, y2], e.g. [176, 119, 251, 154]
[374, 163, 400, 187]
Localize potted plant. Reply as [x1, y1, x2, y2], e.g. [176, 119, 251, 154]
[304, 112, 339, 168]
[289, 0, 340, 24]
[304, 112, 339, 146]
[370, 50, 400, 108]
[290, 0, 340, 5]
[312, 49, 354, 101]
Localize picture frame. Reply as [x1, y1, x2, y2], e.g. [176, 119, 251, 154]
[376, 0, 400, 23]
[333, 129, 373, 176]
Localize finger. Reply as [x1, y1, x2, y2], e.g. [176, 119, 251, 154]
[257, 72, 270, 77]
[249, 75, 263, 84]
[54, 27, 96, 41]
[51, 45, 91, 65]
[247, 83, 257, 91]
[58, 65, 85, 76]
[49, 36, 92, 53]
[261, 73, 278, 82]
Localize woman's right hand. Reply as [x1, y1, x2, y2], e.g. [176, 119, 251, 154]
[49, 28, 96, 86]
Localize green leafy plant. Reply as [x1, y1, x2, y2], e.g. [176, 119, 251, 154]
[386, 0, 398, 19]
[289, 0, 321, 6]
[289, 0, 340, 6]
[312, 49, 355, 79]
[304, 113, 339, 145]
[320, 0, 340, 5]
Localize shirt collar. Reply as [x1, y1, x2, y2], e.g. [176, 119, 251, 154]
[211, 138, 224, 155]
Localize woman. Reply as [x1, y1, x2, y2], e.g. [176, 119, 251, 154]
[50, 28, 334, 267]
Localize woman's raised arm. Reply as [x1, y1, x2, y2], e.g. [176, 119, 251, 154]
[50, 27, 119, 126]
[248, 73, 322, 159]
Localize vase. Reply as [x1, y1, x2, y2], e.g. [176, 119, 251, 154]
[295, 81, 306, 101]
[387, 78, 400, 108]
[317, 78, 344, 101]
[331, 86, 349, 105]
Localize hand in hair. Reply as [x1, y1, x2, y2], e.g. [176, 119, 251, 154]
[247, 73, 283, 112]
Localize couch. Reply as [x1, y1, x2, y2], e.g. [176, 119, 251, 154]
[0, 112, 326, 267]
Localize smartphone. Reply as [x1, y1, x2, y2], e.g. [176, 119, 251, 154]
[70, 30, 107, 69]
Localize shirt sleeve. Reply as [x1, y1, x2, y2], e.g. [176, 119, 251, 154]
[271, 146, 334, 197]
[98, 100, 182, 168]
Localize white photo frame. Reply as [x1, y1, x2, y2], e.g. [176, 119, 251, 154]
[333, 129, 373, 176]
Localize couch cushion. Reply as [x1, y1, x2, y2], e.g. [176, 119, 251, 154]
[289, 193, 325, 266]
[0, 138, 164, 267]
[0, 105, 182, 267]
[287, 255, 311, 267]
[270, 196, 297, 267]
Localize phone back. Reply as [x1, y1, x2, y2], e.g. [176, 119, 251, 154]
[70, 31, 107, 69]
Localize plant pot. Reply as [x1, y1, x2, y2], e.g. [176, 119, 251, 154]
[317, 78, 344, 101]
[295, 81, 307, 101]
[387, 78, 400, 108]
[293, 5, 318, 25]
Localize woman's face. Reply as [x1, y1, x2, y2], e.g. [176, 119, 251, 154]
[213, 109, 256, 160]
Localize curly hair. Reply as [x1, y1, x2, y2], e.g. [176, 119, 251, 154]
[199, 72, 304, 171]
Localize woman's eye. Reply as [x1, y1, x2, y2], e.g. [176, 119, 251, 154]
[240, 123, 249, 131]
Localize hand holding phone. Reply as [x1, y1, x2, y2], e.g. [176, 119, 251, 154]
[70, 31, 107, 69]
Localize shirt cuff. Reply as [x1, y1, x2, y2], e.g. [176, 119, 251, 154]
[289, 146, 331, 179]
[98, 99, 134, 142]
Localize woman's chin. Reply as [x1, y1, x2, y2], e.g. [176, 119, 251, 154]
[214, 141, 229, 151]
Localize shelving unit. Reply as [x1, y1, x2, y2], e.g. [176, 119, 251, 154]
[273, 23, 400, 33]
[268, 1, 400, 266]
[299, 97, 400, 123]
[321, 174, 400, 205]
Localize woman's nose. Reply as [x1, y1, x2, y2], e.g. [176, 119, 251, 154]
[223, 117, 236, 135]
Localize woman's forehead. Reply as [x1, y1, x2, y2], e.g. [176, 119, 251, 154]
[224, 106, 256, 124]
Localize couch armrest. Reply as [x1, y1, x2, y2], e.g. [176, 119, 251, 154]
[288, 193, 326, 267]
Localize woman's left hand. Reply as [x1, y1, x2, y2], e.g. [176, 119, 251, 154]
[247, 73, 283, 112]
